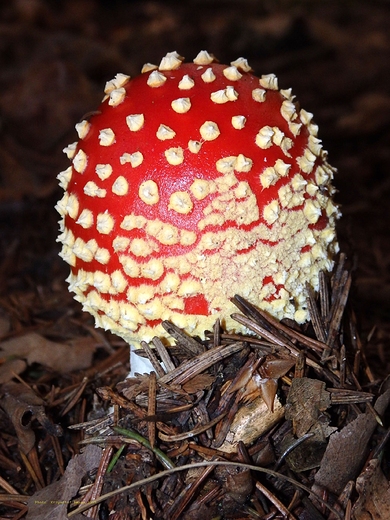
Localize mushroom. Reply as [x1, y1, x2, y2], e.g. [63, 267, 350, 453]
[56, 51, 340, 372]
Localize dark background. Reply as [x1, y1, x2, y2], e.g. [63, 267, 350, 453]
[0, 0, 389, 373]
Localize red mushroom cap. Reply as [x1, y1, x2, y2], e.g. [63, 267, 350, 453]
[56, 51, 340, 344]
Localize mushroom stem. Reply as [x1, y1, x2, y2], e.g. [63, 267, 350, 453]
[129, 344, 155, 377]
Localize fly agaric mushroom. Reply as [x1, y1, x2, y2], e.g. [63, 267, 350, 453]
[56, 50, 339, 355]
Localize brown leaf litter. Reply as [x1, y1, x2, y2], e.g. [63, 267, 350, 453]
[0, 333, 97, 381]
[1, 255, 388, 519]
[0, 2, 389, 517]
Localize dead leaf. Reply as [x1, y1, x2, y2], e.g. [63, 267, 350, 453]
[285, 377, 331, 437]
[353, 458, 390, 520]
[0, 332, 96, 373]
[259, 358, 295, 379]
[182, 373, 214, 394]
[313, 388, 390, 496]
[26, 444, 102, 520]
[284, 421, 337, 472]
[220, 466, 253, 504]
[259, 378, 279, 412]
[0, 358, 26, 384]
[0, 382, 61, 454]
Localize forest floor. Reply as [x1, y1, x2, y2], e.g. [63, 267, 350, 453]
[0, 1, 389, 518]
